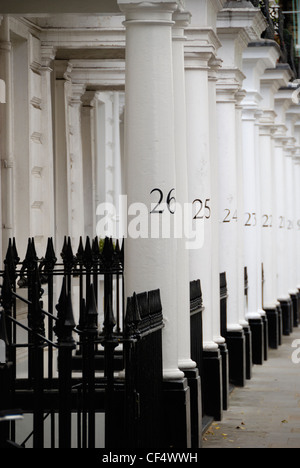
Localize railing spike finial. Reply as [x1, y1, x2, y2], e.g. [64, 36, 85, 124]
[4, 240, 16, 283]
[124, 292, 141, 337]
[103, 291, 116, 339]
[61, 237, 75, 272]
[26, 238, 37, 266]
[31, 237, 38, 260]
[102, 237, 115, 269]
[85, 283, 99, 333]
[76, 236, 84, 264]
[45, 238, 57, 266]
[12, 238, 20, 266]
[84, 236, 93, 268]
[54, 278, 76, 346]
[92, 236, 100, 263]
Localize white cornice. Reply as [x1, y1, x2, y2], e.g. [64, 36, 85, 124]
[65, 59, 125, 89]
[217, 5, 267, 43]
[185, 27, 222, 52]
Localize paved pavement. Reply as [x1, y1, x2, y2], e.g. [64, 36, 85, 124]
[202, 327, 300, 448]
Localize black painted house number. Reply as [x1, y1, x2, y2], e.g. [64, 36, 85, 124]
[192, 199, 211, 220]
[223, 209, 238, 223]
[150, 190, 212, 220]
[150, 189, 176, 214]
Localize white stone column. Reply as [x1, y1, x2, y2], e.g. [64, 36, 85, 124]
[294, 122, 300, 291]
[40, 46, 56, 242]
[273, 86, 297, 334]
[54, 62, 69, 252]
[81, 91, 97, 239]
[0, 17, 14, 258]
[241, 42, 280, 324]
[216, 83, 242, 333]
[65, 81, 86, 247]
[259, 66, 292, 312]
[216, 1, 266, 385]
[209, 57, 225, 347]
[285, 144, 297, 294]
[259, 114, 277, 309]
[172, 10, 195, 371]
[273, 124, 289, 302]
[242, 106, 261, 319]
[118, 0, 184, 381]
[236, 89, 248, 330]
[185, 0, 225, 420]
[286, 102, 300, 298]
[216, 3, 266, 333]
[185, 36, 218, 353]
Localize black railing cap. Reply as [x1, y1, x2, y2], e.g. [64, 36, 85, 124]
[248, 39, 280, 49]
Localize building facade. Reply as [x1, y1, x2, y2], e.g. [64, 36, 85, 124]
[0, 0, 300, 449]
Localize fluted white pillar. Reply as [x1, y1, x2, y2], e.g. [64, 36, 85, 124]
[185, 42, 218, 352]
[209, 57, 225, 347]
[118, 0, 184, 380]
[241, 42, 280, 324]
[273, 125, 289, 302]
[172, 10, 196, 371]
[259, 66, 292, 311]
[294, 122, 300, 291]
[0, 17, 14, 259]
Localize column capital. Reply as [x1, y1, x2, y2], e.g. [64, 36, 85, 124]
[173, 9, 191, 25]
[118, 0, 180, 20]
[41, 44, 57, 69]
[81, 90, 97, 108]
[242, 106, 259, 122]
[216, 67, 245, 97]
[294, 154, 300, 165]
[70, 83, 87, 107]
[217, 1, 267, 43]
[184, 28, 222, 69]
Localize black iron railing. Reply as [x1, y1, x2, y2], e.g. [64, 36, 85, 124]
[249, 0, 298, 77]
[0, 237, 164, 449]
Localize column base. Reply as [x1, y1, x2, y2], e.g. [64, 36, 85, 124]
[226, 329, 246, 387]
[279, 297, 293, 336]
[243, 325, 253, 379]
[248, 317, 264, 365]
[290, 292, 299, 328]
[183, 368, 202, 449]
[202, 348, 223, 421]
[262, 315, 268, 361]
[218, 343, 229, 411]
[162, 378, 191, 448]
[265, 307, 279, 349]
[277, 303, 283, 345]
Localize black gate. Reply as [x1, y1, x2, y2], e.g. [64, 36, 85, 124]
[0, 237, 164, 449]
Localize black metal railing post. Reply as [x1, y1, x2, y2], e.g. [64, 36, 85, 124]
[54, 278, 76, 449]
[0, 309, 11, 448]
[1, 262, 16, 444]
[31, 264, 45, 448]
[42, 237, 57, 448]
[102, 273, 118, 449]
